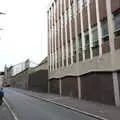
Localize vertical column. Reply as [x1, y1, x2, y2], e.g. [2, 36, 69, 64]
[77, 76, 81, 99]
[112, 72, 120, 106]
[60, 0, 65, 67]
[106, 0, 120, 106]
[51, 6, 54, 71]
[54, 1, 57, 70]
[50, 9, 52, 71]
[48, 11, 51, 72]
[57, 1, 60, 68]
[87, 0, 93, 59]
[68, 0, 73, 64]
[48, 80, 50, 93]
[59, 79, 62, 96]
[73, 0, 79, 62]
[64, 0, 69, 66]
[95, 0, 102, 56]
[80, 0, 85, 61]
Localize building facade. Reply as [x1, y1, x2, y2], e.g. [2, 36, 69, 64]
[47, 0, 120, 106]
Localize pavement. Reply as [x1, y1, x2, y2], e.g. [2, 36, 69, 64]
[0, 102, 14, 120]
[4, 88, 99, 120]
[10, 88, 120, 120]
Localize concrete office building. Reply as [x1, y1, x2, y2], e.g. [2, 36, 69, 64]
[47, 0, 120, 106]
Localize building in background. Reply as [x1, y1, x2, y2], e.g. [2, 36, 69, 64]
[28, 57, 48, 92]
[0, 72, 4, 87]
[47, 0, 120, 106]
[4, 57, 48, 93]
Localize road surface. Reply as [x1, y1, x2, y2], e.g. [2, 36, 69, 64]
[4, 88, 98, 120]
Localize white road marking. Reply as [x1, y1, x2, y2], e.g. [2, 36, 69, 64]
[3, 98, 19, 120]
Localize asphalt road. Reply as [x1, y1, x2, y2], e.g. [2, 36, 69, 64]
[0, 102, 14, 120]
[4, 88, 98, 120]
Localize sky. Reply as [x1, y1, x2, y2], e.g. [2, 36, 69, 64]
[0, 0, 51, 71]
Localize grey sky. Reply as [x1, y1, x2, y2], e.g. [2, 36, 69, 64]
[0, 0, 51, 71]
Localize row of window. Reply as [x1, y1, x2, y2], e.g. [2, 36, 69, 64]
[50, 12, 120, 70]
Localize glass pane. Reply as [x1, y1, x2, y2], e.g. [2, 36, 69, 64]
[114, 13, 120, 30]
[92, 27, 98, 42]
[102, 20, 108, 37]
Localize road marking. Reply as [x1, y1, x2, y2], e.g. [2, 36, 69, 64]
[3, 98, 19, 120]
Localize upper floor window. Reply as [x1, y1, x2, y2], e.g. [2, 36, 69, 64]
[84, 31, 90, 49]
[92, 26, 99, 47]
[101, 20, 109, 41]
[83, 0, 87, 8]
[78, 34, 82, 51]
[114, 12, 120, 37]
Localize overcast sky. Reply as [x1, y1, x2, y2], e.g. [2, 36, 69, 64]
[0, 0, 51, 71]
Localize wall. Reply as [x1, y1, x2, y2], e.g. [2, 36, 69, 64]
[81, 72, 115, 105]
[49, 50, 120, 79]
[11, 69, 29, 89]
[49, 78, 59, 94]
[118, 71, 120, 96]
[61, 76, 78, 98]
[28, 70, 48, 93]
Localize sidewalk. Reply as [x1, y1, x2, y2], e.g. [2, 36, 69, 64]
[12, 88, 120, 120]
[0, 102, 14, 120]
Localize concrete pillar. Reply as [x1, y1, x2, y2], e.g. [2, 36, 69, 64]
[106, 0, 119, 107]
[59, 79, 62, 96]
[87, 0, 93, 59]
[68, 0, 73, 64]
[106, 0, 115, 55]
[48, 10, 52, 72]
[53, 1, 57, 70]
[77, 76, 81, 99]
[60, 0, 65, 67]
[95, 0, 103, 56]
[48, 80, 50, 93]
[73, 0, 79, 63]
[57, 1, 60, 68]
[58, 20, 61, 68]
[64, 0, 69, 66]
[80, 0, 85, 61]
[51, 6, 54, 71]
[112, 72, 120, 107]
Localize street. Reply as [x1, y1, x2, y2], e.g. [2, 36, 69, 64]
[4, 88, 98, 120]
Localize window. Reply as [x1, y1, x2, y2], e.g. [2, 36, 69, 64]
[77, 0, 80, 13]
[83, 0, 87, 8]
[84, 31, 90, 49]
[114, 12, 120, 37]
[73, 37, 76, 53]
[71, 4, 74, 19]
[101, 20, 109, 41]
[68, 41, 71, 64]
[78, 34, 82, 51]
[92, 26, 99, 47]
[63, 14, 65, 25]
[73, 37, 76, 63]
